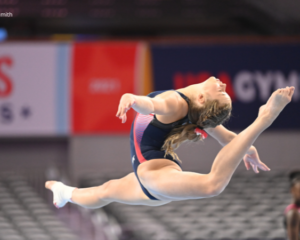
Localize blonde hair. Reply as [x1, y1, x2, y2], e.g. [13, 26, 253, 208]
[162, 99, 232, 161]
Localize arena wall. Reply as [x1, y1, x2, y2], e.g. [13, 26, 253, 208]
[70, 131, 300, 183]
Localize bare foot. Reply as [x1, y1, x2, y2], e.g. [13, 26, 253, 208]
[259, 86, 295, 125]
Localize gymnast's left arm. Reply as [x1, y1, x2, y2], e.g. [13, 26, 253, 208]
[205, 125, 236, 147]
[206, 125, 270, 173]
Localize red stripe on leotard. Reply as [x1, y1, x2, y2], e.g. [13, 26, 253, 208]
[133, 113, 154, 163]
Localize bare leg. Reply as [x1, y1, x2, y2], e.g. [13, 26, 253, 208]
[71, 186, 110, 209]
[210, 86, 295, 187]
[45, 173, 170, 209]
[138, 87, 295, 200]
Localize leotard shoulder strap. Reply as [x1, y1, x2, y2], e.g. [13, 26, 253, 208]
[149, 90, 190, 130]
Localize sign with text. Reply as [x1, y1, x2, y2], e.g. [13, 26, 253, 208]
[0, 43, 70, 136]
[151, 44, 300, 130]
[72, 42, 141, 134]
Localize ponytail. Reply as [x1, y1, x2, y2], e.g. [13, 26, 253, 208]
[162, 99, 231, 161]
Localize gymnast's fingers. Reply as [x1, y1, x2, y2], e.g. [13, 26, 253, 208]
[250, 162, 255, 172]
[250, 162, 258, 173]
[119, 107, 127, 118]
[258, 161, 270, 171]
[254, 165, 259, 174]
[122, 114, 127, 123]
[243, 159, 250, 171]
[116, 104, 121, 117]
[120, 114, 124, 122]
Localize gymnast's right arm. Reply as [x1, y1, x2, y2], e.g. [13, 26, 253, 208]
[116, 93, 179, 123]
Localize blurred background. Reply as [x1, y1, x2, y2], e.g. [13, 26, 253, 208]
[0, 0, 300, 240]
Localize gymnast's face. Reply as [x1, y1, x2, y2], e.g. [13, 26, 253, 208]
[201, 76, 232, 106]
[292, 182, 300, 206]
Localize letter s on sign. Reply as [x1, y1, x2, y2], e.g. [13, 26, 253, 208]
[0, 57, 13, 98]
[234, 71, 256, 103]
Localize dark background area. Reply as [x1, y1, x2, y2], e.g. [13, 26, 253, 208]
[1, 0, 300, 38]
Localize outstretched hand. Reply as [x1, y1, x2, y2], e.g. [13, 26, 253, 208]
[116, 94, 136, 123]
[243, 146, 270, 173]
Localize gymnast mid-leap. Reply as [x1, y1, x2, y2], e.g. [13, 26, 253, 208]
[46, 77, 295, 208]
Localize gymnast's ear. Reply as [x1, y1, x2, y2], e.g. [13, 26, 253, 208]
[197, 93, 206, 105]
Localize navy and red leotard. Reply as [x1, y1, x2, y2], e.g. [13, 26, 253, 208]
[130, 90, 190, 200]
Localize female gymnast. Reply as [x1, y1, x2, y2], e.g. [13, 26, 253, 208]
[46, 77, 295, 208]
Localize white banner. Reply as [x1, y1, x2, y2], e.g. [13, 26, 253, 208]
[0, 43, 70, 136]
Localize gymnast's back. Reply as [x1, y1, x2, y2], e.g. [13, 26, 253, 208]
[130, 90, 190, 162]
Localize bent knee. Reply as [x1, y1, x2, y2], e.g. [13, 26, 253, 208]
[203, 175, 227, 197]
[205, 185, 225, 197]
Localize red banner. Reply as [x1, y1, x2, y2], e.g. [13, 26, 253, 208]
[72, 42, 139, 134]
